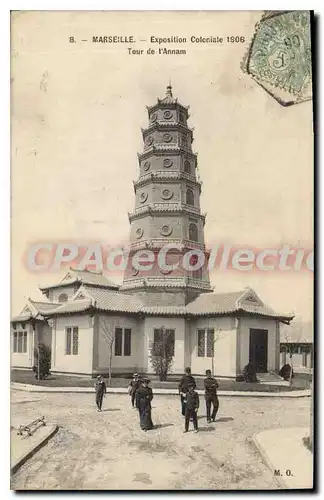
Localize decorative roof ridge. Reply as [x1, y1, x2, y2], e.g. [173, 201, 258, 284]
[138, 148, 197, 160]
[69, 266, 103, 276]
[134, 173, 201, 188]
[142, 123, 193, 133]
[128, 206, 205, 222]
[147, 101, 190, 112]
[36, 297, 94, 316]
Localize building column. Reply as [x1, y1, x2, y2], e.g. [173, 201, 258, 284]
[184, 318, 191, 369]
[143, 321, 153, 373]
[235, 317, 241, 376]
[91, 314, 99, 373]
[30, 323, 35, 366]
[173, 320, 185, 374]
[50, 318, 56, 370]
[275, 320, 280, 372]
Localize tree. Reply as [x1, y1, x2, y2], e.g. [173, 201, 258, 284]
[33, 343, 51, 380]
[206, 328, 223, 376]
[281, 324, 303, 386]
[149, 325, 174, 381]
[100, 317, 115, 386]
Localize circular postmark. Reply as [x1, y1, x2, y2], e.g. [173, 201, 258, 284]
[246, 11, 312, 97]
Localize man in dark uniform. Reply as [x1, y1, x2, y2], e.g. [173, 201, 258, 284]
[183, 383, 199, 433]
[128, 373, 141, 409]
[95, 375, 107, 412]
[204, 369, 219, 423]
[178, 367, 196, 416]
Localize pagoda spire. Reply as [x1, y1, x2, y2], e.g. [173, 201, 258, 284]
[166, 82, 173, 98]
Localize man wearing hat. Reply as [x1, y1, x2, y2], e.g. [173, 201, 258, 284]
[94, 375, 107, 412]
[204, 369, 219, 423]
[178, 367, 196, 417]
[128, 373, 141, 409]
[183, 383, 199, 433]
[135, 378, 154, 431]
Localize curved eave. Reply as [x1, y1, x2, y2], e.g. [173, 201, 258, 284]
[236, 308, 294, 323]
[142, 123, 193, 137]
[11, 314, 33, 323]
[39, 279, 78, 291]
[128, 207, 206, 223]
[11, 314, 48, 324]
[146, 101, 189, 114]
[25, 304, 295, 322]
[39, 281, 119, 292]
[138, 147, 197, 162]
[134, 173, 201, 189]
[40, 305, 94, 318]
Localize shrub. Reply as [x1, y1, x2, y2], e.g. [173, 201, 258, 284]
[149, 326, 174, 381]
[33, 343, 51, 379]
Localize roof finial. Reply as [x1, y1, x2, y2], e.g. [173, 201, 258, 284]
[166, 81, 172, 98]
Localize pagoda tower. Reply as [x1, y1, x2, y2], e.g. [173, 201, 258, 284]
[121, 85, 213, 306]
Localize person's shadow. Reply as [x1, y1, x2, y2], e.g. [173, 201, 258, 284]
[215, 417, 234, 423]
[101, 408, 121, 412]
[154, 423, 174, 429]
[197, 416, 234, 423]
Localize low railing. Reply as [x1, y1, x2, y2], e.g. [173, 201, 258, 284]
[122, 276, 212, 290]
[130, 239, 206, 251]
[135, 171, 201, 187]
[129, 202, 203, 220]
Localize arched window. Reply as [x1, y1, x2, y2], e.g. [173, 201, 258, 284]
[184, 160, 191, 174]
[58, 293, 68, 303]
[189, 223, 198, 242]
[186, 188, 194, 206]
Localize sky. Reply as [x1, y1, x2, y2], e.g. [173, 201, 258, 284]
[11, 11, 313, 320]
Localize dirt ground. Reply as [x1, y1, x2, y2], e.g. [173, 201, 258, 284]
[11, 390, 311, 490]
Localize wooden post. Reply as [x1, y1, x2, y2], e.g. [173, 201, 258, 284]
[36, 323, 40, 382]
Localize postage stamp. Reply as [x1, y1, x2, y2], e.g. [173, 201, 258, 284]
[242, 11, 312, 106]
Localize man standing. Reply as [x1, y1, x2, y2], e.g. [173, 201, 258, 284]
[128, 373, 141, 409]
[178, 367, 196, 416]
[183, 383, 199, 433]
[95, 375, 107, 412]
[204, 369, 219, 423]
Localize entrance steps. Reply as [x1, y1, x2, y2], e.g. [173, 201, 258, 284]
[257, 371, 288, 386]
